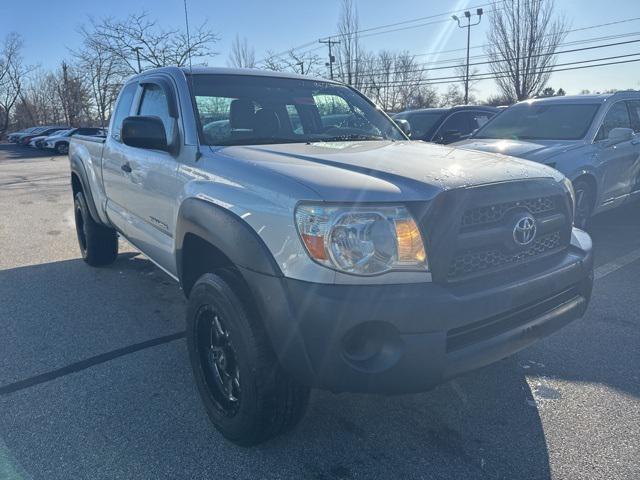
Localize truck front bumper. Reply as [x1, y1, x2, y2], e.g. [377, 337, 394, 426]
[240, 229, 593, 394]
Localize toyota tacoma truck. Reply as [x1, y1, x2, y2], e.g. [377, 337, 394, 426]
[69, 67, 593, 446]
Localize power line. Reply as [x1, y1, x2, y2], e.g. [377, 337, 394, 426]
[257, 2, 501, 63]
[409, 16, 640, 59]
[357, 53, 640, 88]
[348, 37, 640, 78]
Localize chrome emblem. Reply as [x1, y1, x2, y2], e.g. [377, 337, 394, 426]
[513, 215, 537, 246]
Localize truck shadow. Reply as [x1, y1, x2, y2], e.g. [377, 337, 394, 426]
[0, 255, 554, 479]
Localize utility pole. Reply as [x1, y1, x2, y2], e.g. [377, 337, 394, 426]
[296, 61, 305, 75]
[452, 8, 483, 104]
[319, 38, 340, 80]
[132, 47, 143, 73]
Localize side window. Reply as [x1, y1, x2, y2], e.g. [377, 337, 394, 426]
[138, 84, 173, 138]
[469, 112, 494, 131]
[596, 102, 631, 141]
[286, 104, 303, 134]
[436, 112, 470, 143]
[627, 100, 640, 133]
[439, 113, 469, 134]
[401, 113, 443, 139]
[110, 83, 137, 141]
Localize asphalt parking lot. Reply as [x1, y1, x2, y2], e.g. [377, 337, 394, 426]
[0, 142, 638, 480]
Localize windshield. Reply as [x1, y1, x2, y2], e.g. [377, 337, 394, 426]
[190, 74, 405, 146]
[394, 111, 444, 138]
[474, 103, 601, 141]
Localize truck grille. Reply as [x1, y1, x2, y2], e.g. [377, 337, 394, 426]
[448, 231, 561, 279]
[420, 181, 573, 284]
[461, 197, 556, 229]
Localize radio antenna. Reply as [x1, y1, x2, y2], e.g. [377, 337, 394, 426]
[183, 0, 202, 160]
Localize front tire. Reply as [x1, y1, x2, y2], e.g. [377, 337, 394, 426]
[74, 191, 118, 266]
[573, 179, 595, 229]
[186, 273, 309, 446]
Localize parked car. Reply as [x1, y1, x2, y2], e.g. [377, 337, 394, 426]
[393, 106, 499, 144]
[453, 91, 640, 227]
[44, 127, 105, 154]
[69, 67, 592, 446]
[10, 126, 51, 143]
[7, 126, 40, 143]
[20, 127, 69, 146]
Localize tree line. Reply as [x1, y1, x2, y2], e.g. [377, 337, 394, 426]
[1, 0, 568, 136]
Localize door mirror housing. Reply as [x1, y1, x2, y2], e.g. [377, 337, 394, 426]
[606, 127, 634, 145]
[122, 116, 169, 151]
[394, 118, 412, 138]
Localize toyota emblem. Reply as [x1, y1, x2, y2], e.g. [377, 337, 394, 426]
[513, 215, 537, 246]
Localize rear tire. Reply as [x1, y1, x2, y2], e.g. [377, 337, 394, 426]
[186, 273, 310, 446]
[74, 191, 118, 266]
[573, 179, 595, 229]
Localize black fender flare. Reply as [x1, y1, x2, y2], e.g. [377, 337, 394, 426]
[175, 197, 283, 282]
[69, 155, 102, 224]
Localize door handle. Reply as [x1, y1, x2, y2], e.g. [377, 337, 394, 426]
[121, 163, 132, 173]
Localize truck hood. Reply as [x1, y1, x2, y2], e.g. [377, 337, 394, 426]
[213, 140, 562, 202]
[452, 138, 584, 164]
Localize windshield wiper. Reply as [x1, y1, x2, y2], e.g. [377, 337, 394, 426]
[314, 134, 385, 143]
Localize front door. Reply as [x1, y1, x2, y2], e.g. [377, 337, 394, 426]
[120, 81, 181, 273]
[594, 101, 639, 203]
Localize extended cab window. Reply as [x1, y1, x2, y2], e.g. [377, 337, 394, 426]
[596, 102, 632, 141]
[189, 74, 404, 146]
[110, 82, 137, 142]
[138, 84, 173, 139]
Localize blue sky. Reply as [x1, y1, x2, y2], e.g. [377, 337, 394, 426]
[1, 0, 639, 98]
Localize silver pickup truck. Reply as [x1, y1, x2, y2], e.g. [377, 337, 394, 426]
[69, 67, 593, 446]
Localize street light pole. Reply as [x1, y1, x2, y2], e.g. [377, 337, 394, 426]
[132, 47, 143, 73]
[452, 8, 483, 104]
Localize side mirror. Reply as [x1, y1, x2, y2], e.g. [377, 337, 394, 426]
[394, 119, 412, 138]
[607, 127, 634, 145]
[122, 116, 169, 151]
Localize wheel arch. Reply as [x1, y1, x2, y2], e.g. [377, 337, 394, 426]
[572, 172, 599, 210]
[69, 156, 102, 224]
[176, 197, 283, 297]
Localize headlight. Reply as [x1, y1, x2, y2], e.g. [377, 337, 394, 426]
[295, 204, 427, 275]
[562, 178, 576, 222]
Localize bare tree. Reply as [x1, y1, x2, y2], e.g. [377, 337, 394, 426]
[73, 33, 128, 127]
[286, 49, 323, 76]
[335, 0, 361, 86]
[486, 0, 567, 101]
[227, 35, 256, 69]
[0, 33, 30, 135]
[439, 84, 466, 107]
[56, 62, 91, 126]
[358, 51, 438, 112]
[260, 49, 323, 76]
[81, 12, 219, 74]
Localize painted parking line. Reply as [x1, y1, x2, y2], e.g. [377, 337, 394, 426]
[0, 331, 185, 396]
[594, 247, 640, 280]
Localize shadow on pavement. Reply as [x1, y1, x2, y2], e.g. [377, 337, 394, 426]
[0, 254, 552, 479]
[0, 142, 62, 160]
